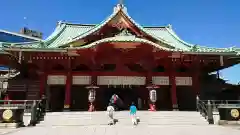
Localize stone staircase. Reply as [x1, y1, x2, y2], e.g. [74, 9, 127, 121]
[38, 111, 208, 126]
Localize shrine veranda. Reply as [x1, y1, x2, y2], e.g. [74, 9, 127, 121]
[0, 4, 239, 111]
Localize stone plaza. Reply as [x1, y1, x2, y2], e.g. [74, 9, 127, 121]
[0, 111, 240, 135]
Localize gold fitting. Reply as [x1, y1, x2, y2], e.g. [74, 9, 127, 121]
[64, 104, 70, 109]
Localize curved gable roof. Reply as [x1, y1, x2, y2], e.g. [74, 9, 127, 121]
[45, 5, 191, 51]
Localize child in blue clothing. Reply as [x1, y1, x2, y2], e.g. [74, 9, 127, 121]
[129, 102, 138, 125]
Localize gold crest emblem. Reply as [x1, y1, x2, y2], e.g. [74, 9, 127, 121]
[230, 109, 239, 118]
[2, 109, 13, 120]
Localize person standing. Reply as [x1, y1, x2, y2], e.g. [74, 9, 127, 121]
[129, 102, 138, 125]
[106, 103, 115, 125]
[110, 94, 118, 110]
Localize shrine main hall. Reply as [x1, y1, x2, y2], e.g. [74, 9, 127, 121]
[0, 4, 239, 112]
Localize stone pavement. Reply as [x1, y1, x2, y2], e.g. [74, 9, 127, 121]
[1, 111, 240, 135]
[1, 125, 240, 135]
[0, 128, 20, 135]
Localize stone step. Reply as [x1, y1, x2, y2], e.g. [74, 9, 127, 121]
[45, 111, 202, 116]
[45, 115, 204, 119]
[43, 117, 206, 121]
[39, 111, 208, 126]
[42, 119, 207, 123]
[39, 121, 207, 126]
[0, 123, 22, 129]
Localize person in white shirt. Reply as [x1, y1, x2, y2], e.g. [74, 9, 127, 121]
[106, 103, 115, 125]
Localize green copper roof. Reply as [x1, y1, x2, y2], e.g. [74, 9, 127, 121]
[47, 23, 94, 48]
[62, 5, 186, 50]
[0, 4, 239, 56]
[144, 27, 192, 50]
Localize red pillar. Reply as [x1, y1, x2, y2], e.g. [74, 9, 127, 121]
[193, 57, 200, 96]
[193, 71, 200, 96]
[64, 72, 72, 109]
[39, 72, 47, 98]
[170, 73, 178, 110]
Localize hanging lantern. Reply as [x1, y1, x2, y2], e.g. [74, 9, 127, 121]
[149, 89, 157, 103]
[88, 89, 96, 103]
[86, 84, 99, 112]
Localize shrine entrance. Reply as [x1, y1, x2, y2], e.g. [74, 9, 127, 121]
[48, 85, 65, 112]
[95, 86, 145, 111]
[70, 85, 89, 111]
[177, 86, 196, 111]
[155, 86, 172, 110]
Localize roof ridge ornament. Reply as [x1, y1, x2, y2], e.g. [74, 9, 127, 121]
[119, 0, 124, 6]
[167, 24, 172, 29]
[58, 20, 63, 26]
[114, 0, 127, 13]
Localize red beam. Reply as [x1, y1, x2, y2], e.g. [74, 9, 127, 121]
[47, 71, 192, 77]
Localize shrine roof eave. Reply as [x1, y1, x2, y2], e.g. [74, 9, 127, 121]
[187, 45, 240, 56]
[2, 47, 67, 53]
[69, 37, 240, 56]
[69, 36, 174, 51]
[1, 47, 239, 58]
[1, 37, 239, 56]
[182, 51, 239, 56]
[0, 51, 10, 55]
[2, 46, 239, 57]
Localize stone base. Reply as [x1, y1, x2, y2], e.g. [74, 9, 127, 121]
[218, 120, 240, 125]
[63, 109, 70, 112]
[0, 122, 23, 129]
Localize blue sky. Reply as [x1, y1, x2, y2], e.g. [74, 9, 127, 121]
[0, 0, 239, 84]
